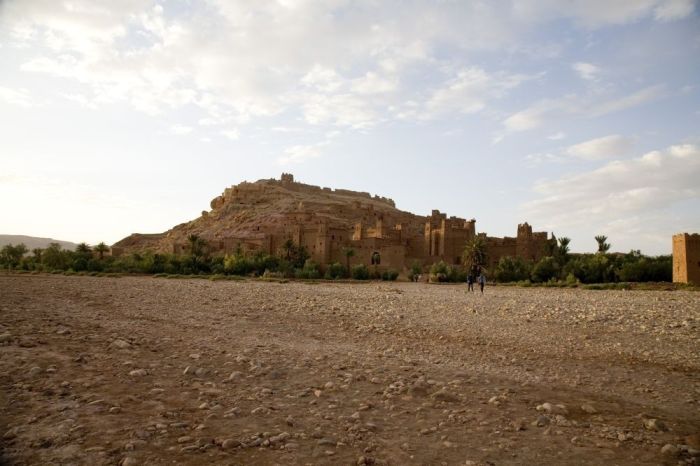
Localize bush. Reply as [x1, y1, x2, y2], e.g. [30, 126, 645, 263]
[408, 261, 422, 282]
[295, 259, 320, 279]
[324, 262, 346, 280]
[531, 256, 560, 283]
[429, 261, 450, 282]
[494, 256, 531, 283]
[351, 264, 370, 280]
[381, 269, 399, 281]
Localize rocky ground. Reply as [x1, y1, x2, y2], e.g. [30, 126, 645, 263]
[0, 274, 699, 466]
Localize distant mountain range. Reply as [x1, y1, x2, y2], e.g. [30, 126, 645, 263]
[0, 235, 79, 251]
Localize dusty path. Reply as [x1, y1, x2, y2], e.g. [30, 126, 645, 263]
[0, 275, 698, 465]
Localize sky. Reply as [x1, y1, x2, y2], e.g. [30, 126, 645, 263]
[1, 0, 699, 255]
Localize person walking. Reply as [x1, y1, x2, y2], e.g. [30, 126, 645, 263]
[467, 273, 474, 292]
[478, 272, 486, 294]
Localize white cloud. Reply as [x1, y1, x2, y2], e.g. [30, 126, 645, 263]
[654, 0, 695, 21]
[547, 131, 566, 140]
[503, 85, 665, 132]
[513, 0, 694, 27]
[565, 134, 634, 160]
[221, 129, 240, 140]
[421, 68, 534, 119]
[522, 143, 700, 252]
[169, 124, 193, 135]
[572, 62, 600, 81]
[277, 141, 330, 165]
[0, 86, 37, 107]
[588, 85, 665, 117]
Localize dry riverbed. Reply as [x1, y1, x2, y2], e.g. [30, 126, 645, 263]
[1, 274, 699, 465]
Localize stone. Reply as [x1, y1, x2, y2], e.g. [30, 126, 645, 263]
[110, 339, 131, 349]
[221, 439, 240, 449]
[129, 369, 148, 377]
[581, 404, 597, 414]
[533, 415, 550, 427]
[177, 436, 192, 444]
[227, 371, 242, 381]
[643, 418, 668, 432]
[121, 457, 138, 466]
[430, 390, 459, 403]
[660, 444, 679, 456]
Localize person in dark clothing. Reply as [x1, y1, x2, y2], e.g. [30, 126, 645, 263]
[467, 273, 474, 292]
[478, 272, 486, 294]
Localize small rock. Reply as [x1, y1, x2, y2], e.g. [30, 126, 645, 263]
[285, 415, 295, 426]
[129, 369, 148, 377]
[0, 332, 12, 343]
[581, 404, 597, 414]
[110, 339, 131, 349]
[109, 407, 122, 414]
[227, 371, 242, 381]
[28, 366, 43, 377]
[177, 436, 192, 444]
[660, 444, 679, 456]
[533, 415, 550, 427]
[643, 418, 668, 432]
[430, 390, 459, 403]
[221, 438, 240, 449]
[121, 457, 138, 466]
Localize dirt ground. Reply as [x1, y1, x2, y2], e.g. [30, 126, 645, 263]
[1, 274, 698, 466]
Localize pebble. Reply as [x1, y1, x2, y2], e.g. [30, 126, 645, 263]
[110, 339, 131, 349]
[660, 443, 679, 456]
[221, 438, 241, 449]
[581, 404, 597, 414]
[129, 369, 148, 377]
[643, 418, 668, 432]
[121, 457, 138, 466]
[430, 390, 459, 403]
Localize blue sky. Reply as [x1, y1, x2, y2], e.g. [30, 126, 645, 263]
[1, 0, 698, 255]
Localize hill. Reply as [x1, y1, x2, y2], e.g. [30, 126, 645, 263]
[113, 173, 551, 271]
[0, 235, 78, 251]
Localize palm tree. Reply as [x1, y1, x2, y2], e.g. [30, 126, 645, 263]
[462, 236, 488, 272]
[76, 243, 92, 255]
[557, 237, 571, 261]
[281, 239, 295, 261]
[93, 242, 109, 260]
[342, 247, 355, 276]
[594, 235, 610, 254]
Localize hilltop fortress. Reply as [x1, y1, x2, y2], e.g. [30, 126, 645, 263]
[113, 174, 553, 271]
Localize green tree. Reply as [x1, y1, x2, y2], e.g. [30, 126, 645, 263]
[0, 243, 28, 269]
[32, 248, 43, 262]
[75, 242, 92, 255]
[342, 247, 355, 277]
[94, 242, 109, 260]
[556, 237, 571, 263]
[281, 239, 295, 261]
[462, 236, 488, 271]
[595, 235, 610, 254]
[494, 256, 532, 282]
[531, 256, 560, 283]
[42, 243, 69, 270]
[409, 260, 422, 282]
